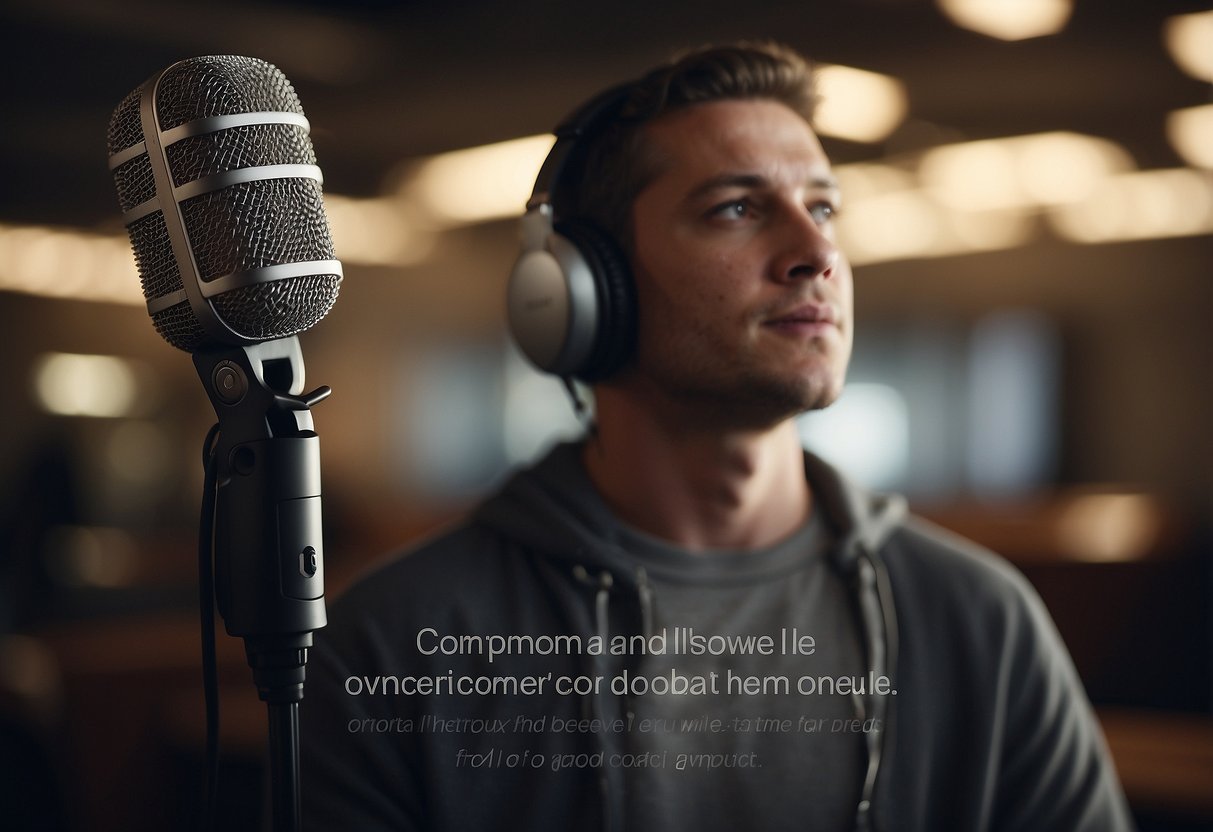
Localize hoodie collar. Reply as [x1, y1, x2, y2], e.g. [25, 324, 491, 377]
[473, 441, 907, 577]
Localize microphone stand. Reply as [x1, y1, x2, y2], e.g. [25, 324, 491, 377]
[193, 336, 328, 832]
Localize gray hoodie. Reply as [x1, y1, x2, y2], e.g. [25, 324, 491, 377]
[301, 442, 1135, 831]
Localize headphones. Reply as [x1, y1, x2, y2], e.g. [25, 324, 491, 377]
[507, 84, 639, 383]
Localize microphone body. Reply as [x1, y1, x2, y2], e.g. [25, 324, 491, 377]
[106, 54, 338, 665]
[108, 56, 342, 831]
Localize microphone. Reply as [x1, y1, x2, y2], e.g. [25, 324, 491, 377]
[106, 51, 334, 647]
[106, 54, 342, 351]
[106, 56, 339, 831]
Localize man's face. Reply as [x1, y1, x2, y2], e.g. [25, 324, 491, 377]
[625, 98, 853, 427]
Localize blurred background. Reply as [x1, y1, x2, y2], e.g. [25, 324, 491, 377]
[0, 0, 1209, 829]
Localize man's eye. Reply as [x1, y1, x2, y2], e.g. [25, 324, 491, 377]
[809, 202, 838, 224]
[711, 200, 750, 220]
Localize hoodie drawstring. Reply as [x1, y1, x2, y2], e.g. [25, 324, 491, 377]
[850, 544, 898, 832]
[572, 564, 615, 645]
[635, 566, 654, 641]
[573, 562, 652, 832]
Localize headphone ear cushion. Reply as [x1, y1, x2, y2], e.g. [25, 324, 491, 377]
[554, 218, 636, 382]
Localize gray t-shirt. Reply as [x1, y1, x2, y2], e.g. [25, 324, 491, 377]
[598, 506, 869, 830]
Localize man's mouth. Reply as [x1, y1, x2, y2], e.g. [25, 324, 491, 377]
[767, 303, 835, 324]
[763, 303, 839, 335]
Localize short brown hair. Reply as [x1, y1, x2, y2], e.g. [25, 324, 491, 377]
[554, 41, 818, 253]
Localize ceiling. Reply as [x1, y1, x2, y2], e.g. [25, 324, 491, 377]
[0, 0, 1208, 233]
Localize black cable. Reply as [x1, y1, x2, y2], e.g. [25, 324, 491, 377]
[267, 701, 302, 832]
[199, 423, 222, 832]
[561, 376, 598, 439]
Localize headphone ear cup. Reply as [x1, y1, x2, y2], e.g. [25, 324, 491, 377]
[554, 218, 636, 382]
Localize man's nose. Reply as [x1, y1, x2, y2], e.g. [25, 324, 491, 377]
[772, 207, 839, 282]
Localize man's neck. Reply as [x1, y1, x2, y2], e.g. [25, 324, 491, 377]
[583, 385, 811, 552]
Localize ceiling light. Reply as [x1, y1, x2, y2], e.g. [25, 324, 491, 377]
[814, 64, 908, 143]
[408, 134, 556, 225]
[325, 194, 434, 265]
[836, 190, 945, 264]
[834, 163, 917, 202]
[920, 139, 1023, 211]
[0, 224, 142, 306]
[937, 0, 1072, 41]
[1015, 133, 1134, 205]
[919, 132, 1132, 212]
[1048, 168, 1213, 243]
[1164, 11, 1213, 82]
[834, 157, 1037, 264]
[838, 193, 1033, 264]
[33, 352, 142, 418]
[1166, 104, 1213, 169]
[944, 207, 1034, 250]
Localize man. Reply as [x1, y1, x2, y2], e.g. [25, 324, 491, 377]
[301, 42, 1134, 831]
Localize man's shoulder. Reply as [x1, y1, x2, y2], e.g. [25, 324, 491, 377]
[880, 512, 1081, 697]
[882, 513, 1045, 627]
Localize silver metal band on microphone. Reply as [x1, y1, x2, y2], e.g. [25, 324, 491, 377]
[122, 196, 161, 225]
[121, 164, 324, 225]
[107, 111, 309, 171]
[145, 259, 344, 316]
[107, 141, 147, 170]
[174, 163, 323, 201]
[160, 111, 310, 145]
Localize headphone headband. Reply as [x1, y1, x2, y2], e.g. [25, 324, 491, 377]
[528, 82, 636, 213]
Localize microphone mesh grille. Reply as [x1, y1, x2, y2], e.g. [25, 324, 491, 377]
[128, 212, 182, 300]
[155, 56, 304, 131]
[107, 88, 145, 156]
[182, 178, 335, 282]
[167, 123, 316, 187]
[213, 276, 342, 341]
[113, 155, 157, 213]
[109, 86, 157, 214]
[152, 300, 207, 350]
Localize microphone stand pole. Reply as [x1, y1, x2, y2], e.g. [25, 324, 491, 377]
[194, 336, 328, 832]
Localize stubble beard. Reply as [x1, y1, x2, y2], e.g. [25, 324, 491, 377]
[638, 334, 850, 432]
